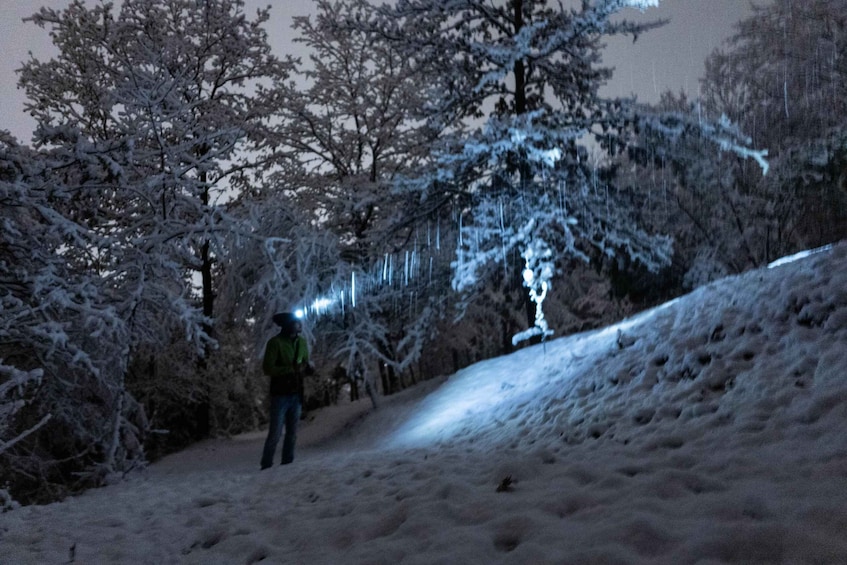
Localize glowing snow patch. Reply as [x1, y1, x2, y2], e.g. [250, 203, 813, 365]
[386, 297, 679, 449]
[385, 350, 546, 449]
[767, 244, 833, 269]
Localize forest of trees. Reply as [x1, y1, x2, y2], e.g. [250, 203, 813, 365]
[1, 0, 844, 506]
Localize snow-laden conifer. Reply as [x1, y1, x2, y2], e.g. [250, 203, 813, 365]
[363, 0, 766, 344]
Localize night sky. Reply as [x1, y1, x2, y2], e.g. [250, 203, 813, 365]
[0, 0, 757, 141]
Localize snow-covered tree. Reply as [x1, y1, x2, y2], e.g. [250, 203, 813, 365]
[18, 0, 292, 439]
[0, 132, 144, 504]
[696, 0, 847, 262]
[358, 0, 768, 345]
[276, 0, 437, 254]
[0, 0, 291, 502]
[618, 0, 847, 286]
[615, 91, 778, 287]
[354, 0, 673, 344]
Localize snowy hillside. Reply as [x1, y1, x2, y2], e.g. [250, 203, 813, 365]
[2, 243, 847, 564]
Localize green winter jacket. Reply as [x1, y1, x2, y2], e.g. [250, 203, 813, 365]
[262, 333, 310, 396]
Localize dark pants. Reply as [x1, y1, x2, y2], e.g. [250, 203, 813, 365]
[260, 394, 301, 469]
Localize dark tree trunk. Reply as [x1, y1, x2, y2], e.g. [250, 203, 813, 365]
[195, 170, 214, 439]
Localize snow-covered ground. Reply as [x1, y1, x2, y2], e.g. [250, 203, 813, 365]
[2, 243, 847, 564]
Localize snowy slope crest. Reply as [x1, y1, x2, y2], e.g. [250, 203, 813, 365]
[389, 242, 847, 453]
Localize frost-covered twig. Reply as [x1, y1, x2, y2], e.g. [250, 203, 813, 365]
[0, 414, 52, 456]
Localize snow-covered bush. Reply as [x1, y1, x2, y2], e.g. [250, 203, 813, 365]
[0, 134, 142, 503]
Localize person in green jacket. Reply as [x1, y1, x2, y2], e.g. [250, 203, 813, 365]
[260, 312, 314, 469]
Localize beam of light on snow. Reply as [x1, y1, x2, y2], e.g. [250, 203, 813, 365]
[386, 298, 679, 449]
[312, 297, 333, 312]
[295, 295, 337, 320]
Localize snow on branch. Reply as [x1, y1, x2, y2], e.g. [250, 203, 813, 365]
[623, 0, 660, 9]
[0, 414, 52, 456]
[634, 109, 770, 175]
[0, 363, 48, 456]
